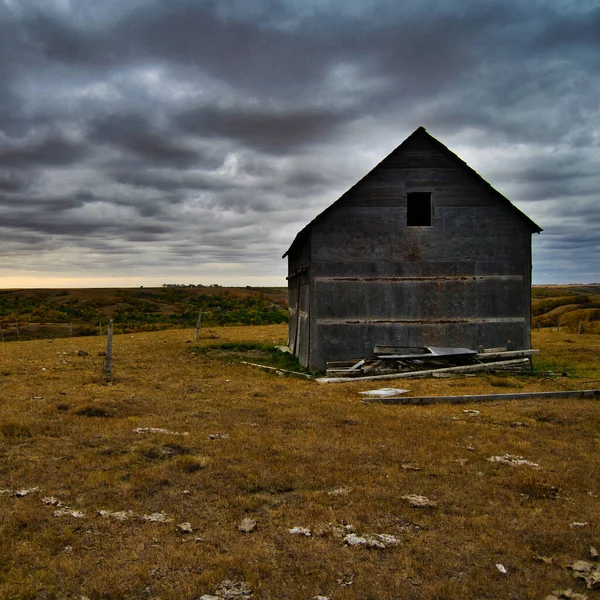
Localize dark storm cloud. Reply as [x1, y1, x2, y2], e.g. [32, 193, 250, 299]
[0, 132, 88, 168]
[175, 104, 354, 154]
[0, 0, 598, 284]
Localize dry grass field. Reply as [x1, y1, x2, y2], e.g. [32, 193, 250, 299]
[1, 325, 600, 599]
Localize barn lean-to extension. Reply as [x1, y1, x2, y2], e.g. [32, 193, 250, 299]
[283, 126, 542, 371]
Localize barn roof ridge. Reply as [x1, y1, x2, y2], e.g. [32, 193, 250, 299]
[283, 126, 542, 258]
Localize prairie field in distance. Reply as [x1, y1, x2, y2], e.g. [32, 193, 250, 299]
[1, 312, 600, 598]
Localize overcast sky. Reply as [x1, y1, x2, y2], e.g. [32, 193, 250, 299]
[1, 0, 598, 288]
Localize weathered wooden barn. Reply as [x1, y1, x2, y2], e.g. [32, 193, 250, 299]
[283, 126, 542, 370]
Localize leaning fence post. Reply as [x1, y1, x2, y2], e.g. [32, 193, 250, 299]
[195, 310, 203, 340]
[105, 319, 113, 382]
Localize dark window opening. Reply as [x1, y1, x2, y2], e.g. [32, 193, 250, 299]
[407, 192, 432, 226]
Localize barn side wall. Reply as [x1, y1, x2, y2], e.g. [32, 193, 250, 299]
[304, 136, 534, 370]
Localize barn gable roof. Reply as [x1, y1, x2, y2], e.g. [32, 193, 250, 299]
[283, 126, 542, 258]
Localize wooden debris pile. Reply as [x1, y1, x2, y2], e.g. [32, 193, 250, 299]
[319, 346, 539, 383]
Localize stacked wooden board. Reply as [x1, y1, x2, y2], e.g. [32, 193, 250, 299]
[318, 346, 539, 383]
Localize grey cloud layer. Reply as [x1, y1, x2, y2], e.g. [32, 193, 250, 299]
[0, 0, 598, 284]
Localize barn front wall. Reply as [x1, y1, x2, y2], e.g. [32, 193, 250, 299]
[287, 129, 537, 370]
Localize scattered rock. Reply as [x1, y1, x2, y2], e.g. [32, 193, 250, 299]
[289, 526, 311, 536]
[208, 433, 229, 440]
[465, 445, 476, 451]
[42, 496, 63, 506]
[571, 522, 589, 528]
[401, 463, 421, 471]
[1, 487, 40, 497]
[143, 512, 173, 523]
[488, 454, 540, 468]
[496, 563, 507, 574]
[238, 518, 257, 533]
[570, 560, 600, 589]
[453, 458, 469, 466]
[546, 589, 588, 600]
[336, 577, 353, 587]
[401, 494, 437, 508]
[570, 561, 594, 573]
[314, 596, 330, 600]
[213, 579, 252, 599]
[510, 421, 529, 428]
[53, 508, 85, 518]
[63, 545, 73, 553]
[343, 532, 399, 549]
[98, 510, 134, 521]
[463, 409, 480, 416]
[590, 546, 599, 560]
[177, 522, 193, 533]
[134, 427, 189, 436]
[327, 486, 352, 496]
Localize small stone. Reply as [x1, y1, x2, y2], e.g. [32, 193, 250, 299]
[401, 494, 437, 508]
[401, 463, 421, 471]
[143, 512, 173, 523]
[63, 545, 73, 553]
[570, 561, 593, 573]
[289, 526, 311, 536]
[571, 522, 590, 528]
[488, 454, 540, 468]
[327, 486, 352, 496]
[496, 563, 507, 574]
[238, 517, 257, 533]
[177, 522, 193, 534]
[590, 546, 599, 560]
[463, 409, 480, 416]
[208, 433, 229, 440]
[510, 421, 528, 428]
[314, 596, 330, 600]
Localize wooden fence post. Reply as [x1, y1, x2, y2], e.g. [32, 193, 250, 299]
[578, 319, 582, 335]
[0, 322, 3, 342]
[15, 322, 20, 341]
[69, 322, 73, 337]
[557, 317, 560, 334]
[105, 320, 113, 382]
[99, 321, 102, 336]
[195, 310, 202, 340]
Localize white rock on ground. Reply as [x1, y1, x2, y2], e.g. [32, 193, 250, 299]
[177, 522, 193, 533]
[401, 494, 437, 508]
[98, 510, 134, 521]
[134, 427, 189, 436]
[343, 533, 400, 549]
[488, 454, 540, 468]
[142, 512, 173, 523]
[237, 518, 257, 533]
[496, 563, 507, 574]
[289, 526, 311, 536]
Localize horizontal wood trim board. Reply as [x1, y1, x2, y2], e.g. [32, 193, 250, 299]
[363, 389, 600, 405]
[314, 276, 523, 282]
[316, 317, 526, 325]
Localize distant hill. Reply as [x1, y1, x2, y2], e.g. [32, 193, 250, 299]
[0, 286, 289, 339]
[532, 284, 600, 334]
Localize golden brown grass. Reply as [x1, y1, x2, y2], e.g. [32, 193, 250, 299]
[1, 326, 600, 599]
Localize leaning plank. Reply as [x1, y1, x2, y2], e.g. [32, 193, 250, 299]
[362, 389, 600, 405]
[316, 359, 530, 383]
[474, 349, 539, 361]
[348, 359, 366, 371]
[241, 361, 313, 379]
